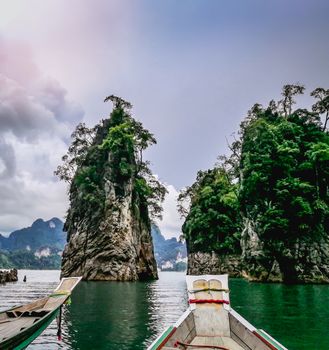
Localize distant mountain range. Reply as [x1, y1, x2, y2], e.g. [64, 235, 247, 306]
[0, 219, 186, 270]
[0, 218, 66, 251]
[151, 225, 187, 271]
[0, 218, 66, 269]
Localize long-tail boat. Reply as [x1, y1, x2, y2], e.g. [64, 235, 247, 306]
[0, 276, 81, 350]
[148, 274, 287, 350]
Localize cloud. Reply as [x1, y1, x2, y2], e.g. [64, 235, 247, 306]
[34, 77, 83, 125]
[0, 138, 15, 179]
[156, 184, 184, 239]
[0, 38, 84, 235]
[0, 75, 58, 141]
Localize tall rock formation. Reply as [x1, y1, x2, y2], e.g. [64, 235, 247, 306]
[59, 96, 164, 281]
[61, 175, 158, 280]
[182, 85, 329, 284]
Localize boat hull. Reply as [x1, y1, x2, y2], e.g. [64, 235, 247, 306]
[0, 277, 81, 350]
[148, 275, 287, 350]
[1, 308, 59, 350]
[148, 307, 287, 350]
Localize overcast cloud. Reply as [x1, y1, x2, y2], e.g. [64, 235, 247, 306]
[0, 0, 328, 238]
[0, 38, 84, 234]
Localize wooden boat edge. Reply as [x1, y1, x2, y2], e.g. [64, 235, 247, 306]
[147, 275, 288, 350]
[0, 276, 82, 349]
[148, 309, 191, 350]
[13, 308, 59, 350]
[148, 306, 288, 350]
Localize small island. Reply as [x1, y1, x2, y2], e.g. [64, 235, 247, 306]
[180, 85, 329, 284]
[56, 96, 167, 281]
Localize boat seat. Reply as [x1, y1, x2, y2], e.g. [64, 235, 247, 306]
[188, 336, 245, 350]
[11, 309, 51, 317]
[26, 309, 51, 317]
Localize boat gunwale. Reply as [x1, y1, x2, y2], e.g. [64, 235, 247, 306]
[229, 308, 288, 350]
[148, 308, 194, 349]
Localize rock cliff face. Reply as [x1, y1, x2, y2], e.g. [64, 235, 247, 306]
[60, 104, 159, 281]
[187, 217, 329, 284]
[241, 217, 329, 283]
[187, 251, 242, 277]
[61, 166, 158, 281]
[240, 218, 282, 282]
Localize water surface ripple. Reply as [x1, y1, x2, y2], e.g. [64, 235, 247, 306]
[0, 270, 328, 349]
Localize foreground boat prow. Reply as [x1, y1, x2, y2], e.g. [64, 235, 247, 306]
[148, 274, 287, 350]
[0, 276, 81, 350]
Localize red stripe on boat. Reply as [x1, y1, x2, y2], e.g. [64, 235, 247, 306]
[189, 299, 230, 305]
[253, 331, 278, 350]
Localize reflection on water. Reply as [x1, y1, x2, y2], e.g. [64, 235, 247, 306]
[64, 273, 187, 350]
[0, 270, 328, 349]
[230, 279, 329, 350]
[0, 270, 187, 350]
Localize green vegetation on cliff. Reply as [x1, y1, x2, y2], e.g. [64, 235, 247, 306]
[181, 84, 329, 282]
[56, 96, 167, 233]
[239, 99, 329, 244]
[179, 168, 240, 254]
[56, 96, 165, 280]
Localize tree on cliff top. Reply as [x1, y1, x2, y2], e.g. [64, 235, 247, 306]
[55, 96, 167, 229]
[180, 84, 329, 265]
[178, 166, 241, 254]
[239, 85, 329, 243]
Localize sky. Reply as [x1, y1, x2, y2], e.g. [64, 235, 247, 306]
[0, 0, 328, 238]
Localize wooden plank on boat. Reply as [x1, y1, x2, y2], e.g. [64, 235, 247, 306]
[221, 336, 247, 350]
[254, 330, 288, 350]
[189, 336, 245, 350]
[0, 317, 38, 340]
[54, 277, 81, 293]
[229, 312, 271, 350]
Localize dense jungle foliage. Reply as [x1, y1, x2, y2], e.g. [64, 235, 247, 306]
[0, 250, 61, 269]
[55, 96, 166, 232]
[179, 85, 329, 254]
[179, 168, 240, 253]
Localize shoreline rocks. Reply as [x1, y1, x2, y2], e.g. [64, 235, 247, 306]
[0, 269, 18, 284]
[187, 252, 242, 277]
[187, 218, 329, 284]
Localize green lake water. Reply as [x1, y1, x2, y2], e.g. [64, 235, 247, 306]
[0, 270, 328, 349]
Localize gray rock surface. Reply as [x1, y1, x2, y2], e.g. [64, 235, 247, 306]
[187, 251, 242, 277]
[187, 217, 329, 284]
[240, 218, 282, 282]
[240, 217, 329, 283]
[61, 156, 158, 281]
